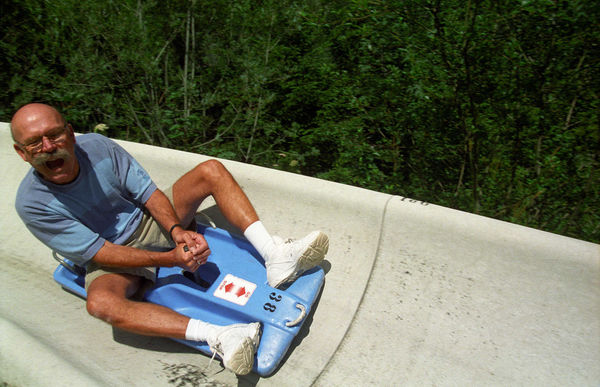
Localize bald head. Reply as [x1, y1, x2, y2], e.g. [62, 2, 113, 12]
[11, 103, 65, 143]
[11, 103, 79, 184]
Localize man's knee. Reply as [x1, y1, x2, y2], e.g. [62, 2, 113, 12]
[86, 290, 117, 322]
[198, 159, 227, 175]
[86, 275, 138, 323]
[192, 159, 229, 184]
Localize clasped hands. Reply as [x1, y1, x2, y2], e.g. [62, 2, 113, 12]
[171, 228, 211, 271]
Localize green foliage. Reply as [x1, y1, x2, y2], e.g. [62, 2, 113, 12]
[1, 0, 598, 242]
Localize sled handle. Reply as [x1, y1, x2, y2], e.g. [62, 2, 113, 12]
[286, 303, 306, 327]
[52, 251, 86, 276]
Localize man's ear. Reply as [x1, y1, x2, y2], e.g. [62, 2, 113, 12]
[67, 123, 76, 143]
[13, 143, 28, 162]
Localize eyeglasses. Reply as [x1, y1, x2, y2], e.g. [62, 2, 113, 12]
[16, 125, 69, 154]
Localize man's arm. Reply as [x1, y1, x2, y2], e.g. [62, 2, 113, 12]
[143, 189, 209, 257]
[92, 189, 210, 270]
[143, 188, 185, 241]
[93, 240, 183, 268]
[92, 235, 202, 272]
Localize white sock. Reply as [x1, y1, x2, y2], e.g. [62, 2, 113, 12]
[243, 220, 275, 263]
[185, 319, 219, 342]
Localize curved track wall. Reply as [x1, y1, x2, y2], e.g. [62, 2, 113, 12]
[1, 125, 598, 386]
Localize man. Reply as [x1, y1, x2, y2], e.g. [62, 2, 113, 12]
[11, 103, 328, 375]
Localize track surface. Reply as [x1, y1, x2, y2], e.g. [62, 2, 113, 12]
[1, 125, 598, 386]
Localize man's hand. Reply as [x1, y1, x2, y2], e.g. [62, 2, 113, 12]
[172, 228, 211, 271]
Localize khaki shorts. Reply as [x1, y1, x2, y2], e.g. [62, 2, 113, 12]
[85, 186, 177, 291]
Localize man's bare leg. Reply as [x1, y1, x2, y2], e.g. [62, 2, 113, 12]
[171, 159, 329, 288]
[172, 159, 258, 232]
[86, 273, 261, 375]
[86, 273, 189, 338]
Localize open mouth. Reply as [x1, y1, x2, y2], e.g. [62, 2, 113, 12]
[45, 158, 65, 171]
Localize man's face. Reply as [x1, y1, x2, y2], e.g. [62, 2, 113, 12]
[12, 106, 79, 185]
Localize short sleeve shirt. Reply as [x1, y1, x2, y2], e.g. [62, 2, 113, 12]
[15, 133, 157, 267]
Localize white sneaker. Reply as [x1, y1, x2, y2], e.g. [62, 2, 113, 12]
[207, 322, 261, 375]
[266, 231, 329, 288]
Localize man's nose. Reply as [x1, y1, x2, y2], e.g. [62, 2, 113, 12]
[40, 136, 57, 153]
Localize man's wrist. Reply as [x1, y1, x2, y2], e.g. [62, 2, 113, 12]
[169, 223, 183, 242]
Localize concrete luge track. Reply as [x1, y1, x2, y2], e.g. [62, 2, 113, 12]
[1, 124, 598, 386]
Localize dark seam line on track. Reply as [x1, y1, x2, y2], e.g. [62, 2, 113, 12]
[310, 193, 395, 385]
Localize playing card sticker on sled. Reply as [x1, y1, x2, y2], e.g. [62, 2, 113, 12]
[213, 274, 256, 306]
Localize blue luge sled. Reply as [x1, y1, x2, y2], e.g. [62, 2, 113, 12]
[53, 225, 325, 376]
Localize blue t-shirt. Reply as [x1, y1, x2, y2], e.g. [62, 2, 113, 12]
[15, 133, 157, 267]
